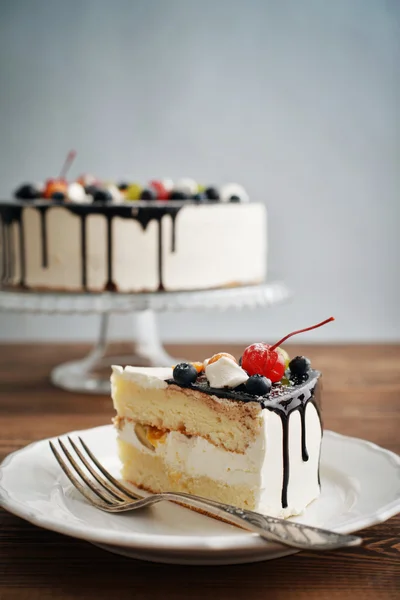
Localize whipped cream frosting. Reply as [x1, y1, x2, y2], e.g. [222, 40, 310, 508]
[1, 202, 266, 292]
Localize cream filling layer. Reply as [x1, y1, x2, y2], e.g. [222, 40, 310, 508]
[117, 402, 322, 517]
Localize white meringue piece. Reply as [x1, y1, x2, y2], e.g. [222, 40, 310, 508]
[67, 182, 87, 203]
[162, 178, 174, 192]
[106, 183, 123, 203]
[220, 183, 249, 203]
[175, 178, 198, 196]
[205, 356, 248, 389]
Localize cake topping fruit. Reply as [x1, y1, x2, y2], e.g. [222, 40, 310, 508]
[12, 168, 249, 206]
[14, 184, 41, 200]
[192, 192, 207, 203]
[93, 189, 113, 204]
[242, 343, 286, 383]
[277, 347, 290, 369]
[42, 150, 77, 200]
[51, 191, 66, 203]
[190, 361, 205, 374]
[43, 179, 68, 199]
[208, 352, 237, 365]
[169, 190, 188, 200]
[149, 180, 169, 200]
[205, 356, 248, 389]
[125, 183, 142, 201]
[204, 187, 220, 200]
[288, 356, 311, 377]
[140, 188, 157, 201]
[173, 363, 198, 386]
[245, 374, 272, 396]
[242, 317, 334, 383]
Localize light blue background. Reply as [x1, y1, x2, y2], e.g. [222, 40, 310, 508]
[0, 0, 399, 342]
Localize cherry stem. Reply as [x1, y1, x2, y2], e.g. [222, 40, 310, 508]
[270, 317, 335, 351]
[59, 150, 77, 179]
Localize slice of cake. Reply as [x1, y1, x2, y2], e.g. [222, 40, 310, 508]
[111, 318, 333, 518]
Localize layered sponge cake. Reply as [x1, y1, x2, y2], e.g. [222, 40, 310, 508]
[111, 318, 333, 518]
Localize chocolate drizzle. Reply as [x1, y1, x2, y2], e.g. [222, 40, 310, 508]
[105, 214, 116, 291]
[280, 413, 290, 508]
[0, 201, 184, 291]
[168, 371, 322, 510]
[170, 212, 178, 253]
[0, 204, 25, 287]
[80, 213, 87, 290]
[38, 206, 49, 268]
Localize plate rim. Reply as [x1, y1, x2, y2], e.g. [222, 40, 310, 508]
[0, 426, 399, 553]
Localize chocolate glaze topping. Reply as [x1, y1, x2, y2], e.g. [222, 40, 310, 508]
[167, 370, 322, 509]
[0, 201, 186, 290]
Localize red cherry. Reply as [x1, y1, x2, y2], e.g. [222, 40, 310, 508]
[150, 180, 169, 200]
[242, 317, 335, 383]
[242, 343, 285, 383]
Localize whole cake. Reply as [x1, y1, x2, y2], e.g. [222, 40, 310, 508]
[0, 153, 266, 292]
[111, 318, 333, 518]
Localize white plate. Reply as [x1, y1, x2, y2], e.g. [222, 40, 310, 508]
[0, 426, 399, 565]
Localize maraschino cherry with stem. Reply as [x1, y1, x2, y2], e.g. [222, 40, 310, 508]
[241, 317, 335, 383]
[43, 150, 77, 199]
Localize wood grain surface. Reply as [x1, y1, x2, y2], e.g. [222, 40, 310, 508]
[0, 343, 399, 600]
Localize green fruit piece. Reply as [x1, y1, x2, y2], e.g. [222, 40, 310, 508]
[125, 183, 142, 201]
[277, 347, 290, 369]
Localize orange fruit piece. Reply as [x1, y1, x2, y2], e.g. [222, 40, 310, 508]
[207, 352, 237, 366]
[43, 179, 68, 199]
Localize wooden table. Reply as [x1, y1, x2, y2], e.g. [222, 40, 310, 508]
[0, 343, 399, 599]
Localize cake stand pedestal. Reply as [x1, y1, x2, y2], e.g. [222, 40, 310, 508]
[0, 283, 290, 394]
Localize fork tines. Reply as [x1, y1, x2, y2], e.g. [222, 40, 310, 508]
[49, 436, 139, 508]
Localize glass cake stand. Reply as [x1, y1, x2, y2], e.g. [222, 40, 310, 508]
[0, 283, 290, 394]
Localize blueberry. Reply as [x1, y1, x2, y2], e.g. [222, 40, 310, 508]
[204, 187, 220, 200]
[85, 185, 99, 197]
[51, 191, 66, 203]
[238, 355, 242, 366]
[245, 374, 272, 396]
[140, 188, 157, 200]
[169, 190, 188, 200]
[229, 195, 241, 203]
[289, 356, 311, 377]
[173, 362, 198, 386]
[117, 182, 129, 191]
[93, 189, 113, 204]
[192, 192, 207, 203]
[14, 184, 40, 200]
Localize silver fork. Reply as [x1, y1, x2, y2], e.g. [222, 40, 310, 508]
[49, 436, 362, 551]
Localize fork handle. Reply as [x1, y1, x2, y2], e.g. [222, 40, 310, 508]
[162, 492, 361, 551]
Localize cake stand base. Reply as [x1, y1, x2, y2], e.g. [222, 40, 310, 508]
[50, 311, 180, 394]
